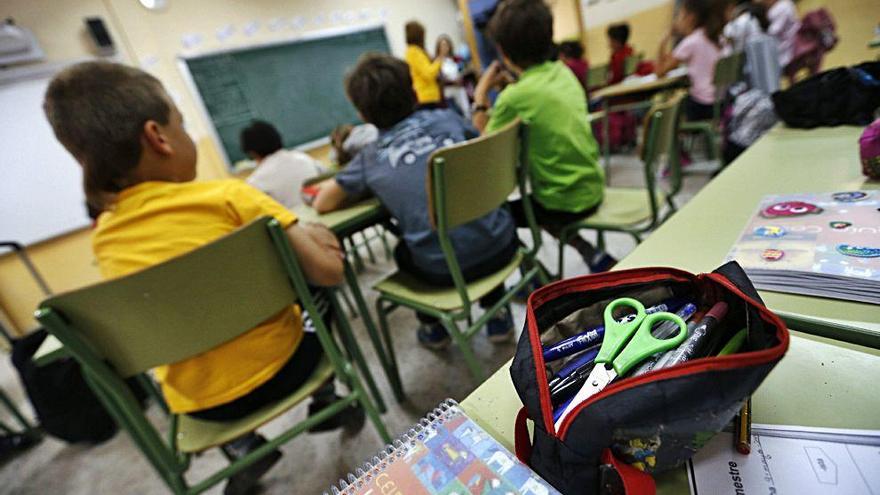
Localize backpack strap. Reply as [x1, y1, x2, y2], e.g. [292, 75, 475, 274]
[514, 406, 533, 463]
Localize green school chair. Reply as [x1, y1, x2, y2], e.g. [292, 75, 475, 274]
[556, 93, 685, 278]
[623, 53, 643, 77]
[680, 51, 746, 163]
[587, 64, 610, 92]
[372, 119, 549, 398]
[34, 217, 390, 495]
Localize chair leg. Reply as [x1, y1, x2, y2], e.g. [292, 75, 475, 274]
[630, 232, 643, 245]
[375, 298, 405, 402]
[0, 389, 33, 432]
[557, 229, 570, 280]
[441, 316, 485, 383]
[134, 373, 169, 415]
[328, 290, 386, 413]
[376, 226, 392, 261]
[338, 286, 359, 319]
[346, 237, 365, 272]
[359, 231, 377, 264]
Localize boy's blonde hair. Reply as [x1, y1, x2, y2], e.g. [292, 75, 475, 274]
[43, 61, 171, 211]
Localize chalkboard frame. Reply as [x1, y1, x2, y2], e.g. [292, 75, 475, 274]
[177, 23, 390, 169]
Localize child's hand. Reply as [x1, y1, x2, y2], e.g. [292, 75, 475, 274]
[477, 61, 506, 91]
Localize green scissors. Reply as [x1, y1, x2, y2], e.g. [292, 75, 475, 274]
[554, 297, 687, 429]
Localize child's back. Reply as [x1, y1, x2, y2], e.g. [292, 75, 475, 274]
[486, 61, 603, 214]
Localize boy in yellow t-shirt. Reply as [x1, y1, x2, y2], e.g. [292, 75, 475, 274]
[43, 61, 357, 495]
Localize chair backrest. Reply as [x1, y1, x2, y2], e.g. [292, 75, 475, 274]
[641, 93, 685, 216]
[587, 64, 609, 90]
[36, 217, 298, 378]
[624, 54, 641, 77]
[713, 51, 746, 88]
[427, 119, 521, 230]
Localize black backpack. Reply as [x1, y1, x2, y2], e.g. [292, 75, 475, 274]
[10, 329, 146, 444]
[772, 61, 880, 128]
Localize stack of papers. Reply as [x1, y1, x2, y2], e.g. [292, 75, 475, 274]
[725, 191, 880, 304]
[689, 424, 880, 494]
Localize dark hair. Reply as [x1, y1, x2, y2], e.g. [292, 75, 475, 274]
[681, 0, 726, 47]
[43, 61, 170, 211]
[607, 23, 631, 44]
[558, 40, 584, 59]
[330, 124, 354, 165]
[734, 0, 770, 32]
[240, 120, 283, 158]
[405, 21, 425, 48]
[345, 53, 416, 129]
[487, 0, 554, 68]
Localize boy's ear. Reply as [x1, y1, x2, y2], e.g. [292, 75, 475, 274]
[142, 120, 174, 156]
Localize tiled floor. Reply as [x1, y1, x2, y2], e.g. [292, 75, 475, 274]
[0, 154, 713, 494]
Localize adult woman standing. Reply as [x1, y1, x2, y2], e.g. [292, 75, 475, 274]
[404, 21, 447, 107]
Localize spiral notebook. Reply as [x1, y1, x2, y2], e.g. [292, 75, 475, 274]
[325, 399, 561, 495]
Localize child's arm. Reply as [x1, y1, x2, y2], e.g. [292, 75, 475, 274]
[472, 61, 507, 133]
[312, 179, 349, 214]
[655, 32, 680, 77]
[285, 222, 344, 286]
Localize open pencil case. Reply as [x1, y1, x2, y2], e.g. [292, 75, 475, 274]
[509, 262, 789, 495]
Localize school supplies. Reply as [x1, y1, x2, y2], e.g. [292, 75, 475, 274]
[553, 298, 688, 429]
[541, 298, 688, 362]
[725, 191, 880, 304]
[688, 424, 880, 495]
[717, 328, 748, 356]
[627, 302, 699, 376]
[547, 347, 600, 391]
[734, 398, 752, 455]
[325, 399, 560, 495]
[656, 302, 729, 370]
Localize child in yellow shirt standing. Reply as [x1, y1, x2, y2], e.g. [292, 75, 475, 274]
[404, 20, 448, 107]
[43, 61, 360, 495]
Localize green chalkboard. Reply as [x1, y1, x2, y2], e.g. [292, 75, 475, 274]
[182, 26, 390, 166]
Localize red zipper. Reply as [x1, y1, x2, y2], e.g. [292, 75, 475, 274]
[543, 271, 789, 439]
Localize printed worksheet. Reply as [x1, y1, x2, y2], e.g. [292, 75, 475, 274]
[688, 425, 880, 495]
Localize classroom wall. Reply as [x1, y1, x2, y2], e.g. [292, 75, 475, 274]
[580, 0, 878, 69]
[0, 0, 464, 335]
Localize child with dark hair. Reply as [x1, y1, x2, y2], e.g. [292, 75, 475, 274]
[329, 123, 378, 167]
[313, 53, 518, 349]
[472, 0, 613, 274]
[607, 23, 634, 84]
[656, 0, 726, 121]
[44, 61, 358, 495]
[558, 40, 589, 89]
[240, 120, 326, 209]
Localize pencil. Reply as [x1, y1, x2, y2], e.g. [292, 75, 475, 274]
[735, 398, 752, 455]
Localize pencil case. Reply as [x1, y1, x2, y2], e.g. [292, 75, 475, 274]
[509, 262, 789, 495]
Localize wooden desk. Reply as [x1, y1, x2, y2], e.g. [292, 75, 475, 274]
[461, 332, 880, 494]
[617, 125, 880, 348]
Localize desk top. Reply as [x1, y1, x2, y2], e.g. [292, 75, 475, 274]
[592, 74, 688, 100]
[616, 125, 880, 347]
[460, 332, 880, 494]
[291, 198, 386, 237]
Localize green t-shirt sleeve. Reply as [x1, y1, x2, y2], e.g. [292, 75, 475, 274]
[485, 89, 519, 134]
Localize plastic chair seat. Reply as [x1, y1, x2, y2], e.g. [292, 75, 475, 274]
[575, 188, 667, 229]
[373, 251, 523, 311]
[175, 356, 335, 453]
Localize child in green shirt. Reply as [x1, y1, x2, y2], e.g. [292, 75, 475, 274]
[472, 0, 615, 273]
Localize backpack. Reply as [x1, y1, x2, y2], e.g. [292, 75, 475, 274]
[784, 8, 838, 78]
[772, 61, 880, 128]
[10, 329, 147, 444]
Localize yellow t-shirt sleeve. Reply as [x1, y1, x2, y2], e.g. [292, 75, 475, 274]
[225, 180, 298, 228]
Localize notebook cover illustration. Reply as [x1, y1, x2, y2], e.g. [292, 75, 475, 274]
[326, 399, 561, 495]
[725, 190, 880, 304]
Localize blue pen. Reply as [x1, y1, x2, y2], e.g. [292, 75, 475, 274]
[630, 303, 698, 376]
[547, 347, 600, 390]
[542, 298, 690, 362]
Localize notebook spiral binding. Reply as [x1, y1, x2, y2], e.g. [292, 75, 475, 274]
[324, 398, 459, 495]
